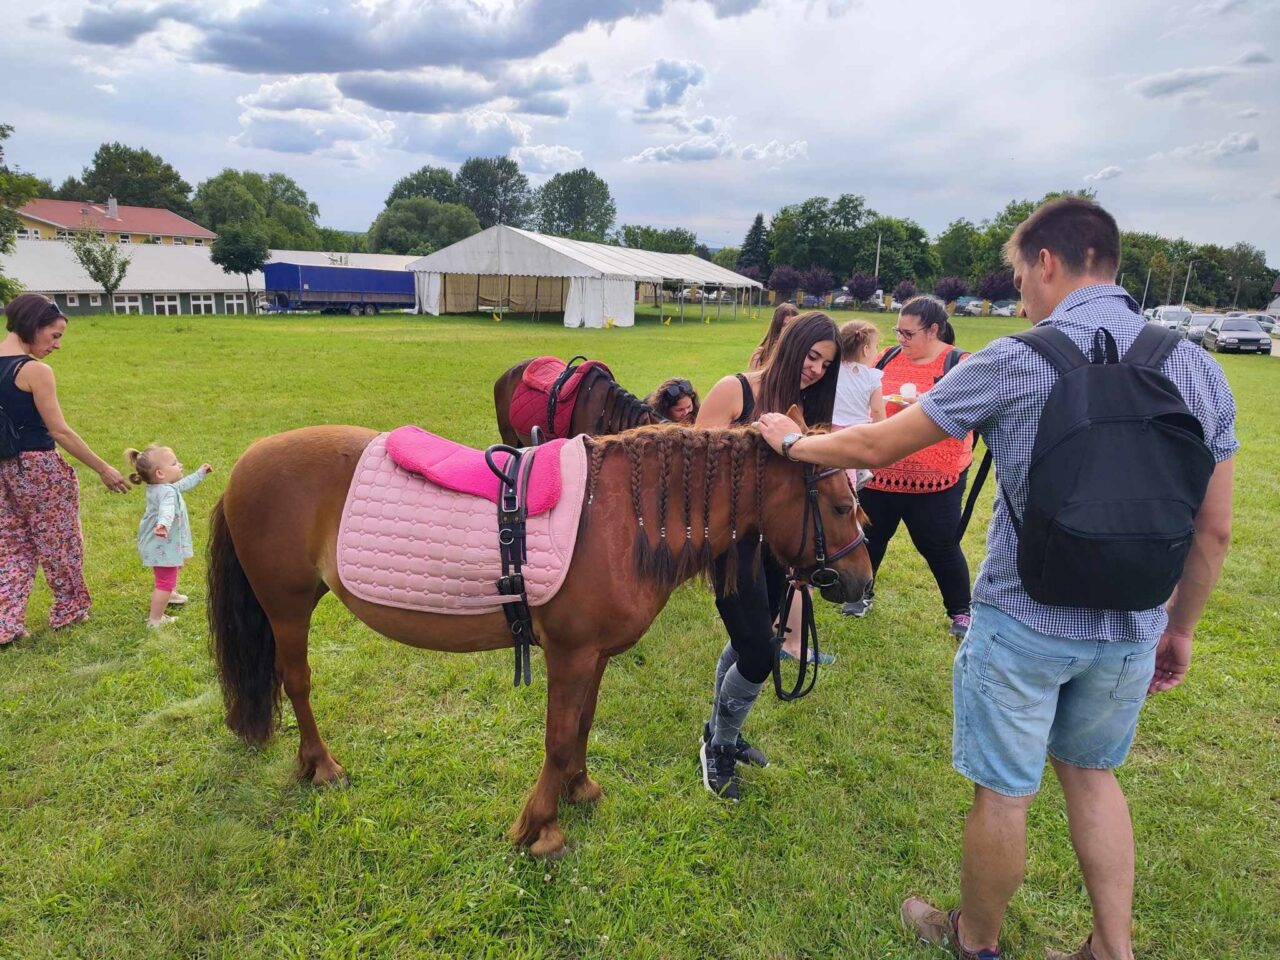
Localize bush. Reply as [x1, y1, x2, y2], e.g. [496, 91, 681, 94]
[893, 279, 917, 304]
[799, 267, 836, 300]
[768, 265, 801, 301]
[978, 269, 1017, 302]
[933, 276, 969, 303]
[846, 272, 878, 303]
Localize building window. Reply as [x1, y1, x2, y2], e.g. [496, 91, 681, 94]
[173, 237, 186, 245]
[151, 235, 163, 244]
[97, 233, 107, 240]
[224, 293, 248, 315]
[193, 238, 204, 246]
[15, 227, 37, 239]
[119, 234, 131, 244]
[89, 294, 101, 306]
[56, 229, 71, 241]
[190, 294, 215, 315]
[154, 294, 180, 316]
[113, 294, 143, 315]
[66, 294, 80, 307]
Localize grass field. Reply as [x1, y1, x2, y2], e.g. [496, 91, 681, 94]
[1, 305, 1276, 959]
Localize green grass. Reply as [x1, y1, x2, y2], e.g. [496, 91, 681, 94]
[1, 306, 1276, 959]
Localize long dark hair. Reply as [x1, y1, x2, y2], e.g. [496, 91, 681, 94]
[757, 311, 841, 424]
[900, 294, 955, 345]
[751, 302, 799, 370]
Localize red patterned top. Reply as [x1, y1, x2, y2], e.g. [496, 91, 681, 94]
[867, 347, 973, 493]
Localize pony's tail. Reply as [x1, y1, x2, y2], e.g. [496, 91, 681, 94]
[207, 497, 280, 745]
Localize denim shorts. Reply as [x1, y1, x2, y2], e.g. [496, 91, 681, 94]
[952, 602, 1158, 797]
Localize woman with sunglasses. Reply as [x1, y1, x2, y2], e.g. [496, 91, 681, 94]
[695, 311, 841, 801]
[844, 294, 973, 638]
[645, 377, 700, 423]
[1, 294, 131, 646]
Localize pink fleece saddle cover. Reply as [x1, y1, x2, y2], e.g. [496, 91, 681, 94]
[386, 425, 568, 517]
[337, 432, 588, 615]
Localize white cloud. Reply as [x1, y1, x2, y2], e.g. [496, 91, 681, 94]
[512, 144, 586, 174]
[739, 139, 808, 164]
[239, 76, 341, 112]
[626, 132, 735, 163]
[1151, 131, 1259, 161]
[634, 59, 706, 112]
[1084, 165, 1124, 182]
[94, 82, 117, 94]
[391, 109, 531, 160]
[233, 106, 387, 155]
[1233, 49, 1273, 65]
[1191, 0, 1250, 13]
[1128, 65, 1237, 98]
[338, 69, 493, 114]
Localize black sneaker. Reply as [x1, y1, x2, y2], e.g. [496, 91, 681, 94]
[699, 739, 740, 801]
[702, 722, 769, 767]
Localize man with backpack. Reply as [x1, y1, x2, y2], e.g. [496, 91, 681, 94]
[759, 197, 1237, 960]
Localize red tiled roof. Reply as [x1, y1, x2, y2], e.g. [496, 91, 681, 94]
[18, 198, 216, 239]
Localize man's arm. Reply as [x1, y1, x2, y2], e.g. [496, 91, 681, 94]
[1150, 456, 1234, 693]
[758, 404, 950, 469]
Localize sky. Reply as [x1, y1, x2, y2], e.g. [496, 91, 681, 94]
[3, 0, 1278, 262]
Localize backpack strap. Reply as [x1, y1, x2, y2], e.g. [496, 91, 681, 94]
[956, 443, 993, 540]
[874, 345, 901, 370]
[1008, 325, 1087, 375]
[1122, 323, 1181, 371]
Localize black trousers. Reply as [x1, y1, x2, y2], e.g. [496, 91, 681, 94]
[861, 471, 971, 618]
[712, 535, 786, 684]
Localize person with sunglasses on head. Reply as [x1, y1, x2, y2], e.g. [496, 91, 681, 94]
[842, 295, 974, 639]
[695, 311, 842, 801]
[646, 377, 701, 423]
[1, 294, 131, 646]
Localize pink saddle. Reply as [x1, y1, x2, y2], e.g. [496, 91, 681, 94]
[386, 425, 567, 517]
[337, 432, 588, 615]
[509, 356, 613, 439]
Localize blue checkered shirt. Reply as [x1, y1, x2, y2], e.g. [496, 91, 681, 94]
[919, 284, 1238, 643]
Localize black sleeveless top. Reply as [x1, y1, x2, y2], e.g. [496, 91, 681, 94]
[733, 373, 755, 425]
[0, 356, 55, 452]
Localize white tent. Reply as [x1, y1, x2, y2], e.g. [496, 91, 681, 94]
[407, 225, 762, 328]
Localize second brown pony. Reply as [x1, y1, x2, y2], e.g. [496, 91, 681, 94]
[208, 416, 871, 857]
[493, 357, 662, 446]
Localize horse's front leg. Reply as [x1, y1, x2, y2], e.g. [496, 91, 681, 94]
[562, 655, 608, 805]
[509, 646, 598, 857]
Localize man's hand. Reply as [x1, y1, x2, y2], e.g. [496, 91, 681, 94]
[1149, 626, 1192, 693]
[757, 411, 802, 454]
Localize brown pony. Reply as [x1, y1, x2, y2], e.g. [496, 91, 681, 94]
[207, 414, 871, 857]
[493, 358, 662, 446]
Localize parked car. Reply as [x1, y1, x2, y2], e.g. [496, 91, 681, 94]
[702, 289, 734, 303]
[1202, 316, 1271, 354]
[800, 294, 821, 308]
[676, 287, 701, 302]
[960, 299, 985, 316]
[1245, 313, 1275, 334]
[1152, 305, 1192, 329]
[832, 293, 854, 308]
[990, 299, 1018, 317]
[1143, 308, 1156, 319]
[1176, 312, 1213, 344]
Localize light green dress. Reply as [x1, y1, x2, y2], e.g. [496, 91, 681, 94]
[136, 467, 210, 568]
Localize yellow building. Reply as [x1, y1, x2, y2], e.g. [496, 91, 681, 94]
[15, 197, 216, 246]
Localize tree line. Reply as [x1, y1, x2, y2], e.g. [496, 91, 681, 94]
[5, 125, 1277, 311]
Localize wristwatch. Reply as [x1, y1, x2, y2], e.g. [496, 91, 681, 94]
[781, 432, 804, 461]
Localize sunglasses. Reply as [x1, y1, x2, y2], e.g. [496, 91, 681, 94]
[663, 379, 693, 400]
[41, 302, 65, 323]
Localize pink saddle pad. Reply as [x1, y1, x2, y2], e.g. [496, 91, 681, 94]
[386, 425, 567, 517]
[337, 433, 588, 615]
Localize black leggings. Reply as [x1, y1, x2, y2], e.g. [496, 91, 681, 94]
[712, 535, 786, 684]
[861, 472, 971, 618]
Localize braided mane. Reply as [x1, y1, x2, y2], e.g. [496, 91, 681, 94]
[585, 370, 664, 436]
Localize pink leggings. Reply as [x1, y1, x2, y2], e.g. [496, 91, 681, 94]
[153, 566, 180, 592]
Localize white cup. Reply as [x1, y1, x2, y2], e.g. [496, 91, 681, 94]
[900, 382, 918, 400]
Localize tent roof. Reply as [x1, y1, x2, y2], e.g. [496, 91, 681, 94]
[407, 224, 761, 288]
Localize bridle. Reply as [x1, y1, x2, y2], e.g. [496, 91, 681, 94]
[772, 464, 867, 702]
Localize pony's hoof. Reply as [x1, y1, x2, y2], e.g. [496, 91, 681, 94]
[308, 759, 347, 787]
[528, 824, 567, 859]
[563, 775, 604, 805]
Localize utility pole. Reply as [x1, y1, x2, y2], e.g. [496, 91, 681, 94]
[1140, 268, 1151, 311]
[1165, 265, 1177, 306]
[873, 232, 882, 281]
[1180, 261, 1195, 307]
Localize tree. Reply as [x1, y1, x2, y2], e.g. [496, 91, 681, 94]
[211, 223, 270, 306]
[532, 168, 616, 241]
[737, 213, 771, 276]
[192, 169, 322, 249]
[1222, 241, 1271, 307]
[768, 264, 801, 301]
[978, 269, 1018, 301]
[316, 227, 367, 253]
[799, 267, 835, 299]
[67, 223, 131, 304]
[694, 243, 713, 261]
[712, 246, 740, 270]
[934, 275, 969, 303]
[738, 265, 763, 284]
[367, 197, 481, 255]
[970, 190, 1095, 279]
[75, 142, 193, 217]
[857, 215, 939, 289]
[933, 218, 980, 281]
[893, 279, 917, 304]
[0, 125, 43, 302]
[616, 224, 697, 254]
[386, 165, 458, 207]
[455, 157, 532, 229]
[846, 271, 878, 303]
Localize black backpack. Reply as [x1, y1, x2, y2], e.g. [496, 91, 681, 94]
[0, 358, 32, 460]
[960, 323, 1214, 611]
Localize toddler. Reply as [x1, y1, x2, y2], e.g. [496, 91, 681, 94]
[127, 445, 212, 627]
[833, 320, 886, 490]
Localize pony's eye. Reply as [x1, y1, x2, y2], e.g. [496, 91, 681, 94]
[834, 503, 853, 517]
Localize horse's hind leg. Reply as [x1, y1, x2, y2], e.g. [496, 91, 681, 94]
[562, 656, 608, 805]
[509, 647, 598, 857]
[266, 590, 345, 786]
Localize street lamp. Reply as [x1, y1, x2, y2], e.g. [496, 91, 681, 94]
[1180, 261, 1195, 307]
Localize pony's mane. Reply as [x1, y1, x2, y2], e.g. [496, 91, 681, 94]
[585, 424, 770, 590]
[587, 370, 664, 436]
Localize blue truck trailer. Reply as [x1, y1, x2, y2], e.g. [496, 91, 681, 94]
[264, 262, 416, 315]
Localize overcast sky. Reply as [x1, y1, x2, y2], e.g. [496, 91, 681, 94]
[3, 0, 1278, 261]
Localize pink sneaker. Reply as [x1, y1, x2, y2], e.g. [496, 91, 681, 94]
[949, 613, 972, 638]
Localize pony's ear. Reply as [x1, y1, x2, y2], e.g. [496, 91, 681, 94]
[785, 403, 809, 432]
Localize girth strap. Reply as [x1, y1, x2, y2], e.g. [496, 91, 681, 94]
[546, 354, 587, 436]
[485, 442, 542, 687]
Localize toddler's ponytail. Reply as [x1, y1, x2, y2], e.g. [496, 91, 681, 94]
[125, 445, 163, 484]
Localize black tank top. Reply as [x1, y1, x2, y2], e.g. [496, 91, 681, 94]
[733, 373, 755, 425]
[0, 356, 55, 452]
